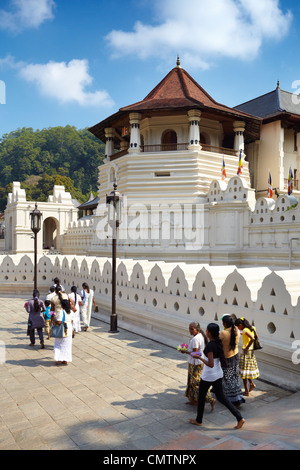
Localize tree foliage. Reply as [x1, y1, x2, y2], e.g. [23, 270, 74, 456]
[0, 126, 105, 211]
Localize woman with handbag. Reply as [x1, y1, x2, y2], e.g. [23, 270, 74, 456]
[26, 289, 46, 349]
[235, 317, 260, 396]
[53, 298, 74, 366]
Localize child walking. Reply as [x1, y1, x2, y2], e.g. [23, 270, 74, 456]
[43, 300, 53, 340]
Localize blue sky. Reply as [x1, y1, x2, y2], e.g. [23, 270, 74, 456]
[0, 0, 299, 139]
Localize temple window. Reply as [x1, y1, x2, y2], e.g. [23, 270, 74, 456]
[161, 130, 177, 151]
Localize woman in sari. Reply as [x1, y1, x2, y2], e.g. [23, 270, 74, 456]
[220, 314, 245, 407]
[182, 322, 215, 409]
[53, 298, 73, 366]
[80, 282, 96, 331]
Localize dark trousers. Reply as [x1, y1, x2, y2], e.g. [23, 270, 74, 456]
[29, 327, 44, 345]
[196, 377, 243, 424]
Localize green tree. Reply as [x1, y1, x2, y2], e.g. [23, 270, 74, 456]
[0, 126, 105, 211]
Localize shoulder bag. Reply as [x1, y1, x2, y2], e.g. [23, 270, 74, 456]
[253, 330, 262, 350]
[51, 311, 67, 338]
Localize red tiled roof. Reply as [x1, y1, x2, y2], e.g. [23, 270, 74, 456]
[88, 63, 261, 142]
[120, 66, 251, 118]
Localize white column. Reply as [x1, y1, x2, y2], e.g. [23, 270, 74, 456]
[279, 127, 285, 191]
[233, 121, 245, 154]
[188, 110, 201, 150]
[105, 128, 114, 161]
[129, 113, 142, 153]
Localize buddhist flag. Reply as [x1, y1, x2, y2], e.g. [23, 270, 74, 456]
[221, 156, 226, 180]
[121, 127, 129, 137]
[288, 167, 293, 195]
[268, 170, 273, 198]
[237, 150, 243, 176]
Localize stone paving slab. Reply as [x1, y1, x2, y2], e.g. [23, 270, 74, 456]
[0, 297, 296, 451]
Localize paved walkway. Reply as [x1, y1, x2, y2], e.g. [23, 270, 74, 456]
[0, 297, 299, 451]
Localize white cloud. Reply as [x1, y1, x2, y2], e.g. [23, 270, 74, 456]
[19, 59, 115, 108]
[0, 54, 25, 70]
[106, 0, 292, 69]
[0, 0, 55, 32]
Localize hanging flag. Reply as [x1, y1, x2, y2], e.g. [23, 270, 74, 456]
[288, 167, 293, 195]
[221, 156, 226, 180]
[268, 170, 273, 198]
[121, 127, 129, 137]
[237, 150, 243, 176]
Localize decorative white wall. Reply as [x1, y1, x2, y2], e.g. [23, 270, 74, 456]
[1, 253, 299, 390]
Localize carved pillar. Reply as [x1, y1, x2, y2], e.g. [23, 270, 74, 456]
[188, 110, 201, 150]
[129, 113, 142, 153]
[233, 121, 246, 154]
[105, 128, 114, 161]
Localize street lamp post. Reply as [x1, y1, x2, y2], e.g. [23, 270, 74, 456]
[30, 203, 42, 290]
[106, 180, 122, 333]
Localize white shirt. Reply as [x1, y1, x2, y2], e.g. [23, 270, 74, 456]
[46, 292, 55, 302]
[188, 333, 205, 365]
[201, 356, 223, 381]
[69, 292, 81, 312]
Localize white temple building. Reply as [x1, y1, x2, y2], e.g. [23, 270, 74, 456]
[3, 59, 300, 389]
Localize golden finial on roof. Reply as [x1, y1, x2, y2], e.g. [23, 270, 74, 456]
[176, 55, 181, 68]
[277, 80, 280, 89]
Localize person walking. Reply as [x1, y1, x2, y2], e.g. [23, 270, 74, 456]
[69, 286, 82, 336]
[53, 298, 74, 366]
[42, 300, 53, 340]
[26, 289, 46, 349]
[235, 317, 260, 396]
[80, 283, 96, 331]
[189, 323, 245, 430]
[182, 322, 215, 409]
[46, 286, 55, 303]
[220, 314, 245, 407]
[51, 285, 70, 315]
[50, 277, 65, 293]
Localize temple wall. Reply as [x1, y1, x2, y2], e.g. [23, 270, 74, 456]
[62, 177, 300, 270]
[1, 253, 299, 391]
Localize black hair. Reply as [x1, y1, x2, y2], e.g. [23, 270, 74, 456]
[55, 285, 64, 308]
[235, 317, 254, 332]
[207, 323, 227, 368]
[53, 277, 60, 284]
[82, 282, 90, 293]
[45, 300, 51, 307]
[189, 322, 208, 345]
[33, 289, 40, 312]
[49, 286, 55, 293]
[71, 285, 77, 304]
[222, 315, 237, 351]
[61, 299, 71, 314]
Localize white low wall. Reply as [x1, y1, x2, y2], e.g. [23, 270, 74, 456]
[1, 253, 300, 390]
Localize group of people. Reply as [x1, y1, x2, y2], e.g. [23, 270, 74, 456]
[25, 278, 97, 366]
[182, 315, 260, 430]
[26, 284, 259, 424]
